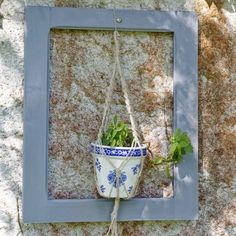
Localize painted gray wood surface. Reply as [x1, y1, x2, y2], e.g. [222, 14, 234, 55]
[23, 7, 198, 223]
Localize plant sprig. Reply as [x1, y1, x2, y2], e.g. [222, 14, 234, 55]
[101, 115, 134, 147]
[152, 128, 193, 178]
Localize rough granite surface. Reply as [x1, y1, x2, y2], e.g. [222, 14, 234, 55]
[48, 29, 173, 200]
[0, 0, 236, 236]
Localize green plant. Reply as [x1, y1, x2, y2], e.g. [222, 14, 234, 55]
[101, 115, 134, 147]
[152, 128, 193, 178]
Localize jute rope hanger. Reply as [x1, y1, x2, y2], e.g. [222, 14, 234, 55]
[91, 4, 146, 235]
[92, 30, 145, 236]
[96, 30, 142, 146]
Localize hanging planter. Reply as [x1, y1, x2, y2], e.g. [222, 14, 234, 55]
[91, 141, 147, 198]
[90, 30, 147, 235]
[91, 113, 147, 199]
[91, 31, 147, 200]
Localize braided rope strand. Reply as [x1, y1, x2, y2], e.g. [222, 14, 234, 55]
[113, 31, 142, 146]
[93, 31, 145, 236]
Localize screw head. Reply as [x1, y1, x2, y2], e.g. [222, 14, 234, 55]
[116, 17, 122, 23]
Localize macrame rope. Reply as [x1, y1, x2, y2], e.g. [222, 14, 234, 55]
[96, 55, 117, 144]
[96, 31, 142, 145]
[113, 31, 142, 145]
[93, 31, 145, 236]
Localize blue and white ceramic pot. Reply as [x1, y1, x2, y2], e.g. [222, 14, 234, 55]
[91, 143, 147, 198]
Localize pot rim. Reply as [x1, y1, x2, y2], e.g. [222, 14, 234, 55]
[91, 143, 147, 150]
[91, 143, 147, 158]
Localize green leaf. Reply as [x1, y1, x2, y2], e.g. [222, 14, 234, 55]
[111, 129, 118, 139]
[111, 140, 116, 147]
[181, 135, 190, 144]
[153, 156, 164, 165]
[169, 143, 177, 154]
[151, 128, 193, 169]
[179, 140, 188, 147]
[181, 148, 186, 155]
[171, 151, 179, 163]
[116, 126, 123, 132]
[165, 165, 172, 179]
[174, 128, 181, 140]
[113, 115, 118, 125]
[101, 115, 134, 147]
[118, 120, 125, 129]
[118, 135, 123, 146]
[185, 144, 193, 153]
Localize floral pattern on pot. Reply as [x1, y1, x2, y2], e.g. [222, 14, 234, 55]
[107, 170, 127, 187]
[131, 164, 141, 175]
[92, 143, 147, 198]
[128, 186, 133, 193]
[100, 185, 106, 193]
[95, 158, 102, 172]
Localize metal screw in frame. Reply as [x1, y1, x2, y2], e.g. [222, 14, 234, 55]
[116, 17, 122, 23]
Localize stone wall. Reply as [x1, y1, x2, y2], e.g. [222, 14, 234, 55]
[0, 0, 236, 235]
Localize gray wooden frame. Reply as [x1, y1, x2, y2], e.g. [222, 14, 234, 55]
[23, 6, 198, 223]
